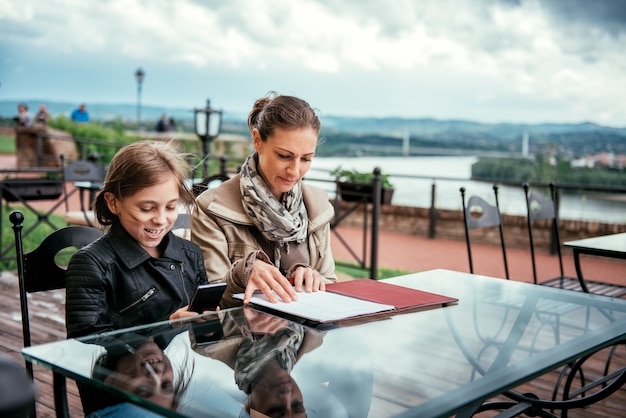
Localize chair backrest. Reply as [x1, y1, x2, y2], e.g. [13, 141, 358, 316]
[460, 185, 510, 280]
[11, 208, 103, 342]
[192, 174, 230, 197]
[523, 183, 565, 284]
[62, 159, 105, 184]
[10, 209, 103, 418]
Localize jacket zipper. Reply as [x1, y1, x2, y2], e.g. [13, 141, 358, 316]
[179, 262, 191, 304]
[120, 287, 157, 314]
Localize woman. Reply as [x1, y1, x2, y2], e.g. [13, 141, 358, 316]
[191, 92, 337, 307]
[14, 103, 32, 127]
[66, 141, 209, 341]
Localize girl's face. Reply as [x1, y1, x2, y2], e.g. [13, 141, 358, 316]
[105, 340, 175, 409]
[253, 127, 317, 199]
[104, 175, 180, 257]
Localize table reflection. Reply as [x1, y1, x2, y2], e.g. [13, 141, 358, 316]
[190, 308, 374, 418]
[82, 328, 193, 417]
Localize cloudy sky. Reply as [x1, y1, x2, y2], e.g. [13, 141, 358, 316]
[1, 0, 625, 127]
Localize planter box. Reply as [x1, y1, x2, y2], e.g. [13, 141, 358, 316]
[338, 182, 394, 205]
[0, 178, 63, 202]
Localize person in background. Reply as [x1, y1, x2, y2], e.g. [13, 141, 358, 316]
[156, 114, 169, 132]
[168, 117, 177, 132]
[65, 140, 210, 414]
[191, 92, 337, 307]
[71, 103, 90, 123]
[35, 103, 51, 126]
[14, 103, 32, 127]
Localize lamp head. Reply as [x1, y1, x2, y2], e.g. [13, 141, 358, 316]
[135, 67, 145, 84]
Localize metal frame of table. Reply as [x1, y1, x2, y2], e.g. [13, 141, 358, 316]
[564, 232, 626, 294]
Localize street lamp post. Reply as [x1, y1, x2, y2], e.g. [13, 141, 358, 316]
[194, 99, 223, 178]
[135, 67, 145, 127]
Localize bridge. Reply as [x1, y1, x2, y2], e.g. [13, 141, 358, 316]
[346, 143, 533, 159]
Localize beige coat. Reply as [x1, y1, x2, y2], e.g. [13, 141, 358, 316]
[191, 175, 337, 307]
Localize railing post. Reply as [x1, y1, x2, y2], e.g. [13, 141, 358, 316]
[370, 167, 381, 280]
[220, 155, 228, 176]
[551, 183, 561, 255]
[187, 155, 197, 179]
[428, 181, 437, 238]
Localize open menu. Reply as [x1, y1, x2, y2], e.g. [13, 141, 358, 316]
[234, 279, 457, 323]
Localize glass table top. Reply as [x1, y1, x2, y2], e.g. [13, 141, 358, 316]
[564, 232, 626, 255]
[22, 269, 626, 418]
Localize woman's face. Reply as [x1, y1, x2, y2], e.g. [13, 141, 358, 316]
[249, 360, 306, 418]
[253, 127, 318, 199]
[104, 175, 180, 257]
[105, 341, 175, 409]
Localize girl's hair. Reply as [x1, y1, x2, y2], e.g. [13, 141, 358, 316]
[247, 91, 321, 142]
[94, 141, 194, 226]
[92, 335, 194, 410]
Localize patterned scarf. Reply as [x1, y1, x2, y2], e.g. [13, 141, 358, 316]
[239, 152, 308, 269]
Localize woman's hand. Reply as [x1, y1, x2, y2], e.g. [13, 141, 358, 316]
[290, 266, 326, 293]
[244, 259, 298, 304]
[244, 308, 288, 334]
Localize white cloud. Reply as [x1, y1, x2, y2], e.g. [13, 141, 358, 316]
[1, 0, 625, 127]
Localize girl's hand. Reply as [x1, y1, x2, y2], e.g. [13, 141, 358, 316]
[169, 305, 219, 321]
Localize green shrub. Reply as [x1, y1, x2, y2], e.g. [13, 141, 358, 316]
[334, 262, 410, 280]
[0, 207, 69, 270]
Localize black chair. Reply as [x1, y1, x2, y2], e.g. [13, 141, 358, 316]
[460, 185, 510, 280]
[10, 210, 103, 418]
[0, 177, 65, 260]
[0, 355, 37, 418]
[192, 174, 230, 197]
[61, 156, 105, 227]
[524, 183, 626, 297]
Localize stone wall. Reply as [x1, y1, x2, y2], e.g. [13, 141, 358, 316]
[15, 127, 77, 168]
[335, 201, 626, 253]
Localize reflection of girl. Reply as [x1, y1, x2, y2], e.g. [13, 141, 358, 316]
[89, 333, 192, 417]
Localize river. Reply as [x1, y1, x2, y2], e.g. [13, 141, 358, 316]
[307, 156, 626, 224]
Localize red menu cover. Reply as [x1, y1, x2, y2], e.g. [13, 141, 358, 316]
[326, 279, 457, 311]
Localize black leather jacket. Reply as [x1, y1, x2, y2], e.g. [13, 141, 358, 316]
[65, 224, 208, 339]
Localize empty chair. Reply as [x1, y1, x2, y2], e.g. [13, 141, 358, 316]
[460, 185, 509, 280]
[192, 173, 230, 197]
[11, 210, 103, 418]
[61, 156, 106, 227]
[524, 182, 626, 297]
[524, 183, 576, 288]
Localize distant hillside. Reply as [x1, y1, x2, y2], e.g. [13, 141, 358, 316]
[2, 100, 624, 157]
[0, 99, 240, 125]
[323, 115, 626, 139]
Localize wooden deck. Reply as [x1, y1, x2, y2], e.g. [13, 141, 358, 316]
[1, 269, 624, 417]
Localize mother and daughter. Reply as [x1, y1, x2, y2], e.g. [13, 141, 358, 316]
[64, 92, 338, 415]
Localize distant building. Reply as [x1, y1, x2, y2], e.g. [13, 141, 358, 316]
[571, 152, 625, 169]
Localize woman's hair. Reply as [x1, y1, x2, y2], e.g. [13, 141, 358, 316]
[247, 91, 321, 142]
[94, 141, 194, 226]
